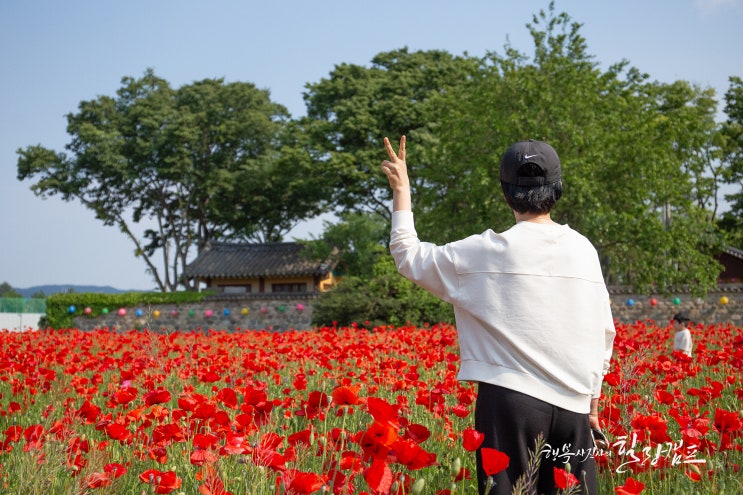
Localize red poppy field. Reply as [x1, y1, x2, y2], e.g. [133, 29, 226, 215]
[0, 320, 741, 494]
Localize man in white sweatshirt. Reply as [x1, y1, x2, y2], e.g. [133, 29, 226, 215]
[381, 136, 616, 495]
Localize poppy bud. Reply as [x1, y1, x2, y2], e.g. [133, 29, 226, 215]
[411, 478, 425, 495]
[451, 457, 462, 477]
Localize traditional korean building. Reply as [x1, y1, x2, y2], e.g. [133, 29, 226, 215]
[184, 241, 340, 295]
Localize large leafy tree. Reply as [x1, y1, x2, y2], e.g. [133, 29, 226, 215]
[17, 70, 329, 291]
[303, 47, 481, 221]
[413, 5, 723, 295]
[719, 76, 743, 247]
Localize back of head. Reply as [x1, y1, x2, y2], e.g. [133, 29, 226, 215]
[500, 140, 563, 214]
[673, 312, 691, 324]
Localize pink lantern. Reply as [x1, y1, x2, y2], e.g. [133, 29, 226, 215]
[296, 303, 305, 311]
[204, 309, 214, 317]
[117, 308, 127, 316]
[84, 307, 92, 315]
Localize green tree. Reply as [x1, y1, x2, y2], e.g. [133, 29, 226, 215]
[415, 4, 723, 295]
[0, 282, 21, 298]
[17, 69, 329, 292]
[303, 47, 481, 222]
[719, 76, 743, 247]
[302, 211, 388, 279]
[312, 255, 454, 328]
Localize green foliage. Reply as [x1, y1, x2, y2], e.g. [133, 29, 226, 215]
[43, 291, 209, 329]
[17, 69, 329, 292]
[0, 282, 21, 298]
[303, 47, 481, 221]
[414, 5, 726, 296]
[312, 255, 454, 328]
[719, 76, 743, 247]
[300, 211, 389, 279]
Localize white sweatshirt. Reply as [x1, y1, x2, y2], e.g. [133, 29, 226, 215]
[390, 210, 616, 414]
[673, 328, 693, 357]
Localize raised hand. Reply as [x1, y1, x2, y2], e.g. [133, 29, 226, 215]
[381, 135, 409, 192]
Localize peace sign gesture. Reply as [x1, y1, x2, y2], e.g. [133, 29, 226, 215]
[381, 135, 411, 212]
[381, 135, 409, 192]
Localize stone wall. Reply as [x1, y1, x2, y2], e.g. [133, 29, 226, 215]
[608, 284, 743, 326]
[69, 285, 743, 332]
[71, 294, 318, 332]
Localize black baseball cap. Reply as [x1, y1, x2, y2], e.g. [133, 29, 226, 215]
[500, 139, 562, 186]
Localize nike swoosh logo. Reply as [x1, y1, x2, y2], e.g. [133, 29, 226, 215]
[524, 154, 538, 159]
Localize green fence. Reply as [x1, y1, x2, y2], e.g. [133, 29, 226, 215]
[0, 298, 46, 313]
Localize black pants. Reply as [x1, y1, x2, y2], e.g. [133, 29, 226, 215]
[475, 383, 598, 495]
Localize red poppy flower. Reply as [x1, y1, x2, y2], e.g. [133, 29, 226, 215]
[143, 388, 172, 406]
[84, 472, 112, 488]
[481, 448, 509, 476]
[462, 427, 485, 452]
[104, 462, 126, 478]
[332, 385, 362, 406]
[366, 397, 400, 427]
[364, 458, 393, 493]
[139, 469, 182, 494]
[392, 439, 437, 470]
[403, 423, 431, 444]
[77, 399, 101, 423]
[105, 423, 132, 442]
[287, 470, 326, 494]
[615, 477, 644, 494]
[114, 386, 138, 405]
[553, 467, 579, 489]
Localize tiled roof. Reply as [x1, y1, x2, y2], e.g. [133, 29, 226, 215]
[185, 242, 338, 279]
[721, 245, 743, 260]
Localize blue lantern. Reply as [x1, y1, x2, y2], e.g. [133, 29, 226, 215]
[135, 309, 143, 317]
[626, 298, 635, 307]
[67, 305, 76, 314]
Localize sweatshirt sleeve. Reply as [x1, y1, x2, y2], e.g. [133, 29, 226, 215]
[389, 210, 459, 304]
[593, 299, 616, 398]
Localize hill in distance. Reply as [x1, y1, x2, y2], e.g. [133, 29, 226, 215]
[16, 285, 143, 298]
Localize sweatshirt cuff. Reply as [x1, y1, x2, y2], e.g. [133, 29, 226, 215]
[391, 210, 414, 230]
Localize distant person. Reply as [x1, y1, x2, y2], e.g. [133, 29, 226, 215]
[381, 135, 616, 495]
[672, 312, 693, 357]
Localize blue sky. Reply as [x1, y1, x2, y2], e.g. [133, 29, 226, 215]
[1, 0, 741, 291]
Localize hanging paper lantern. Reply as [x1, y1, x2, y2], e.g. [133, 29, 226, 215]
[204, 309, 214, 317]
[101, 308, 109, 315]
[241, 307, 249, 315]
[649, 298, 657, 307]
[188, 309, 195, 317]
[626, 299, 635, 307]
[673, 297, 681, 305]
[260, 307, 268, 314]
[720, 296, 729, 305]
[117, 308, 127, 316]
[153, 310, 160, 318]
[223, 308, 230, 316]
[135, 309, 143, 317]
[67, 305, 77, 314]
[170, 310, 178, 318]
[83, 307, 92, 315]
[278, 305, 286, 312]
[296, 303, 305, 311]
